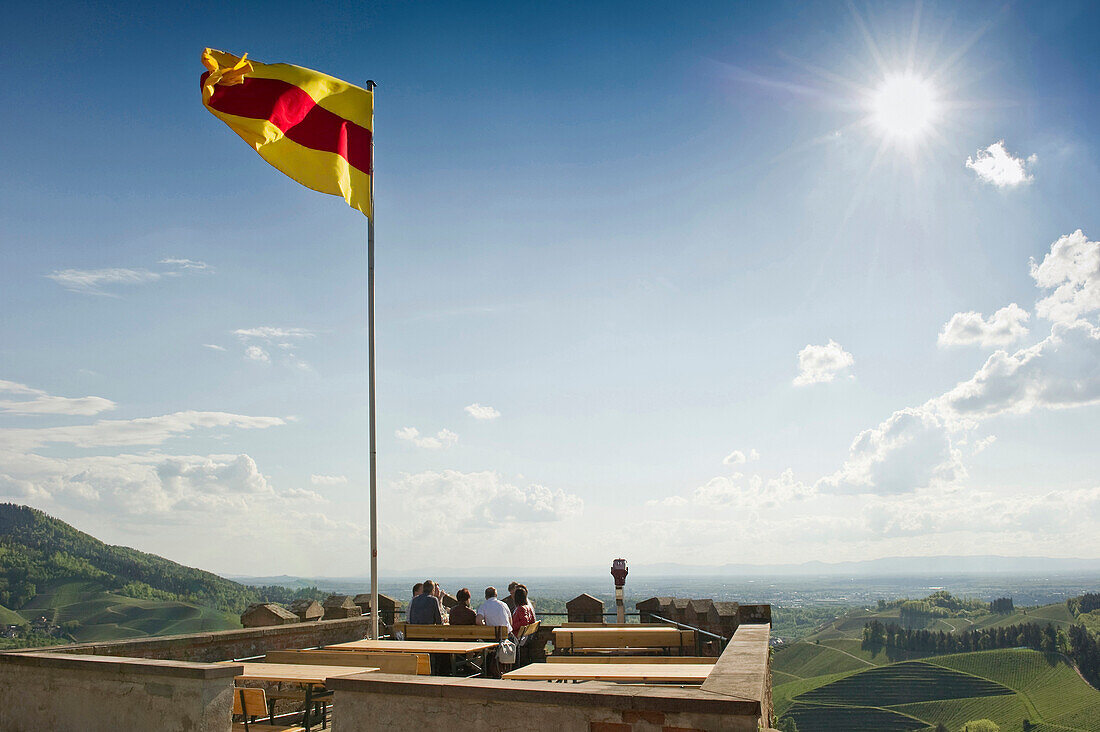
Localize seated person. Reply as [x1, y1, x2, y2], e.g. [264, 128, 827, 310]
[449, 588, 477, 625]
[407, 579, 444, 624]
[476, 586, 512, 628]
[510, 585, 536, 636]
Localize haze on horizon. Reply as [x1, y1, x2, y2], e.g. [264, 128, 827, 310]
[1, 0, 1099, 577]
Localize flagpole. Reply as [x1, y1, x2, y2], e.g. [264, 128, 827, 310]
[366, 79, 379, 640]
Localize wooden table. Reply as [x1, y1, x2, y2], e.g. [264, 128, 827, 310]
[228, 662, 376, 728]
[552, 627, 690, 653]
[503, 662, 713, 684]
[325, 639, 499, 677]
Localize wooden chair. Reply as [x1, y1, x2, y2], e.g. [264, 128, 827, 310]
[232, 688, 305, 732]
[514, 620, 541, 666]
[264, 649, 424, 675]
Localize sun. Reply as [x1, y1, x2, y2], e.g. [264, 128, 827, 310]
[870, 73, 938, 140]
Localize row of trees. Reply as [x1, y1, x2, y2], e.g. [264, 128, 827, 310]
[862, 619, 1100, 688]
[863, 619, 1066, 654]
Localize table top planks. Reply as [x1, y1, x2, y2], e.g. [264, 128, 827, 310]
[503, 662, 713, 684]
[324, 639, 498, 654]
[227, 662, 378, 685]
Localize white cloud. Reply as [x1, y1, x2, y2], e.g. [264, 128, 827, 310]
[310, 474, 348, 486]
[937, 319, 1100, 420]
[465, 403, 501, 420]
[203, 344, 226, 352]
[395, 426, 459, 449]
[393, 469, 582, 529]
[965, 140, 1035, 187]
[234, 327, 316, 341]
[722, 448, 759, 466]
[816, 407, 964, 495]
[793, 340, 854, 386]
[46, 268, 161, 295]
[244, 345, 270, 363]
[1030, 230, 1100, 324]
[723, 450, 747, 465]
[159, 258, 209, 270]
[0, 410, 284, 452]
[0, 380, 116, 416]
[938, 304, 1030, 347]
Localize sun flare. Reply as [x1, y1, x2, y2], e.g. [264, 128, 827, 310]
[870, 73, 938, 140]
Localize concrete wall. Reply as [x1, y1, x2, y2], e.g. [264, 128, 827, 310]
[0, 652, 238, 732]
[34, 615, 372, 662]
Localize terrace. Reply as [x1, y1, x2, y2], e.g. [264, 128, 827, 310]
[0, 597, 774, 732]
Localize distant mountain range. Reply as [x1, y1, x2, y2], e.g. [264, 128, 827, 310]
[226, 555, 1100, 586]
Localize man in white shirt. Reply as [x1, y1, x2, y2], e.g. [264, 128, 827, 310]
[476, 586, 511, 628]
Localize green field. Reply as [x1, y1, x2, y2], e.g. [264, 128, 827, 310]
[14, 580, 240, 642]
[774, 645, 1100, 731]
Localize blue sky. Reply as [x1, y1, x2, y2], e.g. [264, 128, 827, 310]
[1, 0, 1099, 575]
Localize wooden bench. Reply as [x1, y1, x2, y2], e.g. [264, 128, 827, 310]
[547, 655, 717, 664]
[265, 649, 425, 675]
[232, 688, 304, 732]
[553, 628, 695, 655]
[393, 622, 507, 641]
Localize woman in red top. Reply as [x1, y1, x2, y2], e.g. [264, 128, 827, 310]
[510, 585, 536, 635]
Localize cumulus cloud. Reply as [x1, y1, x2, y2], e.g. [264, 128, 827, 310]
[816, 407, 964, 495]
[244, 345, 270, 363]
[937, 319, 1100, 420]
[393, 469, 582, 529]
[310, 474, 348, 486]
[465, 403, 501, 420]
[793, 340, 854, 386]
[938, 304, 1030, 347]
[0, 380, 115, 416]
[722, 448, 759, 466]
[47, 268, 161, 295]
[395, 426, 458, 449]
[1030, 230, 1100, 324]
[965, 140, 1035, 187]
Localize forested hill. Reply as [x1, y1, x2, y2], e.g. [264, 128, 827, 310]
[0, 503, 258, 613]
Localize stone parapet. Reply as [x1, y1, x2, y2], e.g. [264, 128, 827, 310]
[326, 623, 771, 732]
[0, 652, 239, 732]
[26, 615, 372, 663]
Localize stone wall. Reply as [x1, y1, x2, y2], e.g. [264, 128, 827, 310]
[326, 623, 771, 732]
[33, 616, 372, 663]
[0, 652, 239, 732]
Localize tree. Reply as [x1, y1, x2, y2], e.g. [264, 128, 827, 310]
[962, 721, 1000, 732]
[776, 717, 799, 732]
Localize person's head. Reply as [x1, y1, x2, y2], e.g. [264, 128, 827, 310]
[507, 581, 519, 597]
[456, 588, 471, 606]
[422, 580, 435, 595]
[513, 585, 528, 607]
[485, 586, 497, 600]
[412, 582, 423, 597]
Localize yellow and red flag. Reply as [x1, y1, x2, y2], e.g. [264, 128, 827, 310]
[200, 48, 373, 218]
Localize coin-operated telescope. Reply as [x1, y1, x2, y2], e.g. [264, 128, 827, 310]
[611, 558, 628, 622]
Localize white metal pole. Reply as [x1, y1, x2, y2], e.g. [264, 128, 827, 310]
[366, 79, 379, 640]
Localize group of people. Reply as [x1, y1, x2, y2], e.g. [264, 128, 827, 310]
[406, 580, 536, 636]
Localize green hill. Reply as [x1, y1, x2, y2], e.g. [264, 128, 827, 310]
[774, 627, 1100, 731]
[0, 503, 259, 613]
[0, 503, 325, 647]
